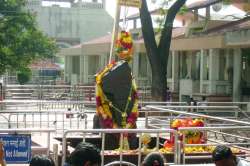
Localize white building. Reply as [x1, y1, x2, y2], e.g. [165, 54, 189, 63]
[59, 1, 250, 102]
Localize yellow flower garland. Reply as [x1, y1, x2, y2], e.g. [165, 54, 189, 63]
[95, 62, 138, 129]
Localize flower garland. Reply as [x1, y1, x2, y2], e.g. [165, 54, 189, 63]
[115, 31, 133, 61]
[95, 61, 138, 129]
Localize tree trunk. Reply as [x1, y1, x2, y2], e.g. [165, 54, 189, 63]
[140, 0, 186, 101]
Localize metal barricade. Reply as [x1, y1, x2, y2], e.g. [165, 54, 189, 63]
[144, 105, 250, 129]
[0, 110, 87, 135]
[179, 126, 250, 164]
[61, 129, 179, 166]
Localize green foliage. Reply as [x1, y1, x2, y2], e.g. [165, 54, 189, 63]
[178, 5, 188, 15]
[154, 1, 189, 33]
[17, 67, 31, 85]
[0, 0, 58, 75]
[222, 0, 232, 5]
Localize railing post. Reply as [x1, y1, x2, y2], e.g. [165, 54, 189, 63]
[53, 144, 58, 166]
[101, 133, 105, 166]
[174, 130, 178, 164]
[145, 111, 148, 128]
[62, 132, 67, 166]
[47, 132, 51, 156]
[138, 133, 142, 166]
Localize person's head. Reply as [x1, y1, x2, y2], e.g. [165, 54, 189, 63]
[142, 152, 166, 166]
[202, 96, 206, 101]
[29, 155, 55, 166]
[69, 142, 101, 166]
[212, 145, 237, 166]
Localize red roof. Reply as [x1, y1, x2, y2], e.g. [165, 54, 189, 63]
[172, 27, 186, 39]
[30, 60, 61, 70]
[77, 27, 185, 46]
[83, 34, 112, 45]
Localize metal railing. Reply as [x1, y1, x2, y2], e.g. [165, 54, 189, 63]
[0, 100, 95, 111]
[61, 129, 179, 166]
[144, 105, 250, 128]
[0, 110, 88, 135]
[3, 84, 153, 101]
[179, 126, 250, 164]
[197, 102, 250, 113]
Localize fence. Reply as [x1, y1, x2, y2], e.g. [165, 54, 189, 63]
[61, 129, 179, 166]
[0, 110, 88, 136]
[197, 101, 250, 113]
[144, 105, 250, 164]
[179, 126, 250, 164]
[143, 105, 250, 129]
[1, 103, 250, 165]
[4, 85, 152, 101]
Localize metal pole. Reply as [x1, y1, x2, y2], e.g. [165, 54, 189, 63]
[108, 0, 121, 63]
[101, 133, 105, 166]
[138, 133, 142, 166]
[174, 131, 178, 164]
[62, 132, 67, 166]
[47, 132, 50, 156]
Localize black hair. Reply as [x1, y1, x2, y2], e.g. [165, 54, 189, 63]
[69, 142, 101, 166]
[142, 152, 165, 166]
[212, 145, 234, 162]
[29, 155, 55, 166]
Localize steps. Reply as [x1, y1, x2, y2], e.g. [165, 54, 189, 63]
[5, 85, 37, 100]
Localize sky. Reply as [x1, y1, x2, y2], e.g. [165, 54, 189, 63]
[42, 0, 245, 18]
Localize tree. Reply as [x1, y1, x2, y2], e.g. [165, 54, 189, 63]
[139, 0, 187, 101]
[0, 0, 57, 75]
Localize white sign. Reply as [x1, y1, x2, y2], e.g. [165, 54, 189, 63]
[118, 0, 142, 8]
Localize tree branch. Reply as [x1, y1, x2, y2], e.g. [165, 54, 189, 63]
[139, 0, 159, 73]
[158, 0, 187, 74]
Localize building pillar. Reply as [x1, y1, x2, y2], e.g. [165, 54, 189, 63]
[83, 56, 89, 84]
[64, 56, 68, 82]
[233, 48, 242, 102]
[100, 54, 107, 69]
[172, 51, 179, 92]
[79, 55, 84, 84]
[209, 49, 219, 94]
[200, 50, 204, 93]
[66, 56, 73, 84]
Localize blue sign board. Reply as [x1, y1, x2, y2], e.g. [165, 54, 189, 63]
[0, 134, 31, 164]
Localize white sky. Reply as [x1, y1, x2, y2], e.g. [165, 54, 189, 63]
[42, 0, 200, 17]
[42, 0, 246, 29]
[42, 0, 245, 18]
